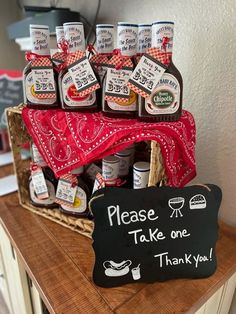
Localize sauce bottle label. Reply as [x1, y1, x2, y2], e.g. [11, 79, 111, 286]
[31, 165, 49, 199]
[145, 73, 180, 115]
[32, 68, 56, 94]
[105, 67, 132, 100]
[106, 90, 137, 111]
[61, 72, 96, 107]
[67, 51, 100, 97]
[61, 187, 87, 213]
[29, 180, 56, 206]
[25, 72, 56, 105]
[56, 175, 77, 207]
[128, 53, 167, 98]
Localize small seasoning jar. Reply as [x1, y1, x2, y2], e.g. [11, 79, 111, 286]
[133, 161, 150, 189]
[102, 156, 120, 186]
[115, 148, 132, 177]
[59, 167, 91, 217]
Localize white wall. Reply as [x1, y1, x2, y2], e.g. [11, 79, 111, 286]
[0, 0, 25, 69]
[22, 0, 236, 226]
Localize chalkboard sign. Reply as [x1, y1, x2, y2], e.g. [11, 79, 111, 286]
[90, 184, 222, 287]
[0, 70, 23, 125]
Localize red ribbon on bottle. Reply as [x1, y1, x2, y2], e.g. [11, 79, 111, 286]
[162, 36, 170, 65]
[25, 52, 51, 61]
[57, 40, 70, 55]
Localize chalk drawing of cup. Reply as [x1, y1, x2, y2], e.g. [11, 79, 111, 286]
[131, 264, 141, 280]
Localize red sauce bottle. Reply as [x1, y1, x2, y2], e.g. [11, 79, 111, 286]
[59, 22, 100, 112]
[23, 24, 59, 109]
[138, 21, 183, 122]
[102, 23, 138, 118]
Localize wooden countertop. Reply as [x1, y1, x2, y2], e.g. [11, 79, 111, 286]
[0, 165, 236, 313]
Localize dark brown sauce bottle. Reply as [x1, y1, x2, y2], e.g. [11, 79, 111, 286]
[59, 22, 100, 112]
[24, 24, 59, 109]
[138, 21, 183, 122]
[102, 23, 138, 118]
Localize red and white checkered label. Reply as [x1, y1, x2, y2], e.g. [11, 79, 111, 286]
[66, 51, 100, 97]
[31, 57, 57, 100]
[55, 173, 77, 208]
[105, 54, 133, 103]
[128, 48, 170, 99]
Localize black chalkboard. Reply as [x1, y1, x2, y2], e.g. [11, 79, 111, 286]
[90, 184, 222, 288]
[0, 71, 23, 124]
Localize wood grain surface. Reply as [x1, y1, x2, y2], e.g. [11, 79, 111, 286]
[0, 165, 236, 313]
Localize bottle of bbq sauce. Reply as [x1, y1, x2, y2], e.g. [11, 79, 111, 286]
[59, 22, 100, 112]
[138, 21, 183, 122]
[23, 25, 59, 109]
[102, 23, 138, 118]
[90, 24, 114, 84]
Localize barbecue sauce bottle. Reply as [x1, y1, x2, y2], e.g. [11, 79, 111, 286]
[102, 23, 138, 118]
[59, 22, 100, 112]
[23, 24, 59, 109]
[90, 24, 114, 84]
[138, 21, 183, 122]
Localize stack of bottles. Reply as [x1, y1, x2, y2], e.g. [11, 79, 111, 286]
[23, 21, 183, 122]
[29, 141, 153, 217]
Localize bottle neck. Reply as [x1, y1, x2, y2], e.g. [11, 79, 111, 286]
[30, 25, 50, 56]
[117, 24, 138, 57]
[137, 25, 152, 54]
[64, 23, 85, 53]
[151, 22, 174, 55]
[96, 25, 114, 54]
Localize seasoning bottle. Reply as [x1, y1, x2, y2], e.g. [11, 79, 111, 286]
[102, 23, 138, 118]
[136, 23, 152, 62]
[90, 24, 114, 83]
[29, 144, 57, 208]
[115, 148, 132, 178]
[59, 167, 90, 217]
[59, 22, 100, 112]
[23, 24, 59, 109]
[102, 156, 120, 186]
[138, 21, 183, 122]
[133, 161, 150, 189]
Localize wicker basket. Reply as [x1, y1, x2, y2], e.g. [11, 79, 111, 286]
[6, 105, 167, 238]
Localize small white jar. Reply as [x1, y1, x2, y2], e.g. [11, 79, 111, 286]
[102, 156, 120, 185]
[133, 161, 150, 189]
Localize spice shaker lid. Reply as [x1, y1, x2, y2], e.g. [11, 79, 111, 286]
[103, 156, 120, 163]
[133, 161, 150, 171]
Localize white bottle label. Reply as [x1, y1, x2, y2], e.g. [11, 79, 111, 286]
[85, 163, 102, 181]
[96, 27, 114, 54]
[138, 26, 152, 54]
[129, 54, 167, 96]
[30, 180, 56, 205]
[32, 68, 56, 93]
[64, 23, 85, 52]
[133, 169, 150, 189]
[105, 67, 132, 99]
[115, 153, 131, 177]
[117, 25, 138, 57]
[61, 187, 87, 213]
[145, 73, 180, 115]
[56, 178, 77, 205]
[68, 57, 98, 93]
[31, 168, 49, 199]
[102, 159, 119, 185]
[61, 72, 96, 107]
[152, 23, 174, 52]
[25, 72, 56, 105]
[30, 26, 50, 55]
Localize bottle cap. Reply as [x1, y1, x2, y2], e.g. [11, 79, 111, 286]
[117, 22, 138, 57]
[96, 24, 114, 54]
[30, 24, 50, 55]
[115, 148, 132, 157]
[103, 156, 120, 164]
[133, 161, 150, 171]
[63, 22, 85, 52]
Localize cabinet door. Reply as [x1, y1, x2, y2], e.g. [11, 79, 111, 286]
[0, 225, 32, 314]
[0, 246, 12, 313]
[27, 276, 43, 314]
